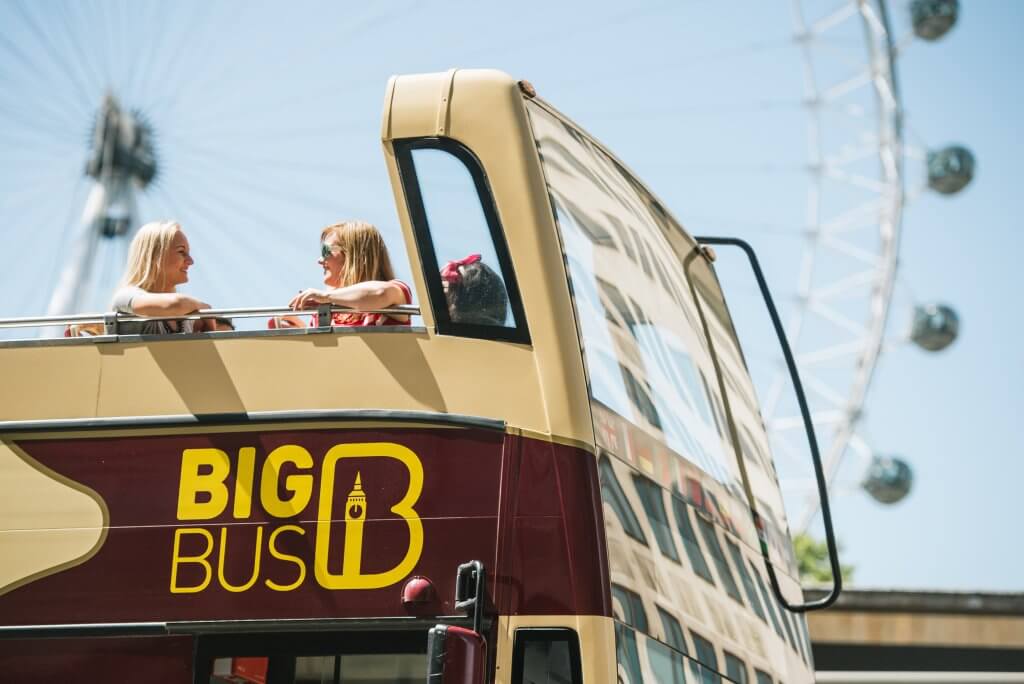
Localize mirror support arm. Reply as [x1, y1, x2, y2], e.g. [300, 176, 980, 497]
[696, 236, 841, 612]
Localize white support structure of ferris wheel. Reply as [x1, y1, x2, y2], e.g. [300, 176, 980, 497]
[765, 0, 906, 532]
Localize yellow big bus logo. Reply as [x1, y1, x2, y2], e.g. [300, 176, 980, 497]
[169, 442, 423, 594]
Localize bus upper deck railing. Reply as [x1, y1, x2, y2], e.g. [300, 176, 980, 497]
[0, 304, 422, 338]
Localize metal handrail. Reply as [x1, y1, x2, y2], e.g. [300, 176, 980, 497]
[0, 305, 422, 330]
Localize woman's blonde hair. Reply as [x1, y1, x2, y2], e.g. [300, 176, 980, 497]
[118, 220, 183, 292]
[322, 220, 395, 287]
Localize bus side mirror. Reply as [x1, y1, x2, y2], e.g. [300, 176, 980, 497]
[696, 236, 841, 613]
[426, 624, 486, 684]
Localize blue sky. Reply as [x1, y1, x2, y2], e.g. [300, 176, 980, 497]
[1, 1, 1020, 591]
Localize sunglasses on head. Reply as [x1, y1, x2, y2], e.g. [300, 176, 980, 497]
[321, 242, 343, 259]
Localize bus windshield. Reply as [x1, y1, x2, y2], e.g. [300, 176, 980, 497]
[525, 99, 797, 576]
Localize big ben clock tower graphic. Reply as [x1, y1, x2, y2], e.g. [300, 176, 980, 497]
[342, 473, 367, 577]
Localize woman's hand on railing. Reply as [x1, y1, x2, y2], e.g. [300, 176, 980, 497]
[289, 289, 330, 310]
[268, 315, 306, 329]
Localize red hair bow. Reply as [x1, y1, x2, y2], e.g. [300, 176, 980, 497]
[441, 253, 481, 283]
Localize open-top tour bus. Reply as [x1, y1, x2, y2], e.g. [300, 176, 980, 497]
[0, 69, 838, 684]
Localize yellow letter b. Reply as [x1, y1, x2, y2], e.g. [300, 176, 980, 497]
[177, 448, 230, 521]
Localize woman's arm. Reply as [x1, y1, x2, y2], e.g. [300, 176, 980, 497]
[129, 292, 211, 317]
[290, 281, 406, 311]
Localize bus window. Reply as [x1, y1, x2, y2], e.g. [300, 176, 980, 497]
[609, 584, 648, 684]
[694, 515, 744, 605]
[689, 631, 723, 684]
[656, 605, 690, 656]
[395, 139, 528, 342]
[647, 637, 687, 684]
[796, 614, 814, 667]
[747, 558, 788, 645]
[511, 628, 583, 684]
[670, 492, 716, 585]
[611, 583, 649, 633]
[526, 99, 746, 497]
[200, 631, 427, 684]
[724, 538, 768, 623]
[784, 608, 809, 665]
[615, 622, 644, 684]
[599, 453, 648, 545]
[294, 654, 422, 683]
[632, 474, 681, 563]
[723, 651, 749, 684]
[754, 670, 774, 684]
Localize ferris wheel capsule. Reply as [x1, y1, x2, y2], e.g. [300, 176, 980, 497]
[927, 145, 975, 195]
[910, 0, 959, 41]
[862, 455, 914, 505]
[911, 303, 960, 352]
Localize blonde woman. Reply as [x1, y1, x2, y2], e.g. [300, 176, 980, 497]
[283, 220, 411, 327]
[110, 221, 214, 334]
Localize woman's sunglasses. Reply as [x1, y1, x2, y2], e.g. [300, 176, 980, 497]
[321, 242, 343, 259]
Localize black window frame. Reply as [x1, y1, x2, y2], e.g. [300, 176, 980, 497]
[394, 136, 531, 344]
[511, 627, 583, 684]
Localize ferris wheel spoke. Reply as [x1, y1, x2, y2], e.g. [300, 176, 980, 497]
[458, 0, 669, 65]
[153, 0, 223, 106]
[808, 268, 877, 303]
[823, 141, 882, 169]
[162, 152, 380, 220]
[795, 339, 866, 367]
[157, 163, 323, 262]
[798, 371, 848, 409]
[681, 215, 803, 238]
[770, 408, 846, 433]
[121, 1, 162, 103]
[0, 104, 85, 148]
[126, 1, 186, 106]
[0, 166, 81, 217]
[161, 136, 373, 182]
[51, 3, 108, 108]
[819, 68, 873, 104]
[166, 2, 418, 128]
[5, 2, 98, 116]
[151, 181, 302, 280]
[804, 0, 859, 37]
[153, 4, 257, 119]
[819, 233, 885, 266]
[822, 167, 889, 194]
[807, 300, 868, 339]
[805, 36, 874, 74]
[819, 198, 884, 235]
[587, 99, 805, 121]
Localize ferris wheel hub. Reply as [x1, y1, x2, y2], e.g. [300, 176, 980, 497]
[86, 94, 158, 190]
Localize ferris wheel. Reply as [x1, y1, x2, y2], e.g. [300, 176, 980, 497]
[0, 0, 971, 543]
[739, 0, 972, 534]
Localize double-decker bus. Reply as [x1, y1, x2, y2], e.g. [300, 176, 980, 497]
[0, 69, 836, 683]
